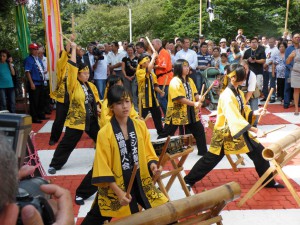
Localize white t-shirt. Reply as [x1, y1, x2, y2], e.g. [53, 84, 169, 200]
[107, 51, 124, 71]
[94, 54, 108, 80]
[241, 70, 256, 92]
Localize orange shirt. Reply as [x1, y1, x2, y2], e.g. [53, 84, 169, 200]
[155, 48, 173, 85]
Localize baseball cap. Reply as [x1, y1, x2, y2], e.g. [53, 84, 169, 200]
[219, 38, 226, 43]
[29, 43, 39, 50]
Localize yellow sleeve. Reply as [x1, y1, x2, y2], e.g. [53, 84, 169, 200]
[169, 77, 185, 101]
[66, 61, 79, 95]
[136, 67, 146, 88]
[220, 90, 251, 139]
[92, 125, 115, 187]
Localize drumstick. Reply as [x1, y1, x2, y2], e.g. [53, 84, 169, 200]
[258, 88, 274, 123]
[202, 82, 214, 98]
[252, 125, 286, 138]
[199, 83, 205, 104]
[59, 32, 72, 43]
[71, 13, 75, 34]
[144, 112, 151, 122]
[153, 136, 171, 182]
[162, 75, 168, 92]
[146, 36, 156, 54]
[126, 163, 138, 198]
[138, 94, 143, 119]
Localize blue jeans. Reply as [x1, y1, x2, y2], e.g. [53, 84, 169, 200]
[283, 71, 292, 107]
[158, 85, 168, 116]
[0, 87, 16, 113]
[262, 71, 276, 99]
[94, 79, 106, 100]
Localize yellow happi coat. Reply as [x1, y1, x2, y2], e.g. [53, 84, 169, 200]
[165, 76, 200, 125]
[64, 61, 100, 130]
[92, 119, 168, 217]
[136, 67, 160, 108]
[209, 86, 257, 155]
[99, 98, 139, 128]
[50, 50, 69, 103]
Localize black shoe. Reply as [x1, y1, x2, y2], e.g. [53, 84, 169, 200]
[265, 182, 285, 188]
[283, 105, 289, 109]
[186, 184, 191, 191]
[270, 99, 275, 103]
[48, 167, 57, 174]
[32, 119, 42, 124]
[49, 140, 57, 146]
[75, 196, 85, 205]
[260, 98, 267, 101]
[39, 116, 50, 120]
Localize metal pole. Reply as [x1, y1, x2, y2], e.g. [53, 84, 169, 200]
[199, 0, 202, 36]
[284, 0, 290, 31]
[129, 8, 132, 43]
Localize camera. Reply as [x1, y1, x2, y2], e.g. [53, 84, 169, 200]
[92, 47, 104, 60]
[251, 56, 256, 60]
[16, 177, 55, 225]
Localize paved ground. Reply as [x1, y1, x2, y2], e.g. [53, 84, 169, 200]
[29, 102, 300, 225]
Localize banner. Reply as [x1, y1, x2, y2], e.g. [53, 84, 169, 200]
[40, 0, 63, 93]
[15, 0, 31, 59]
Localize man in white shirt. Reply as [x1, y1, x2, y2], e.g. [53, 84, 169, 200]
[175, 38, 198, 86]
[93, 44, 108, 99]
[108, 41, 124, 77]
[262, 37, 279, 103]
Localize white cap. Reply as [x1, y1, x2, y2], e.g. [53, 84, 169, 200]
[219, 38, 226, 43]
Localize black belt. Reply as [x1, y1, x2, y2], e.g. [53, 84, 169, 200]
[156, 70, 173, 79]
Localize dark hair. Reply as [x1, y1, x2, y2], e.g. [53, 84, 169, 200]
[138, 53, 149, 64]
[227, 63, 246, 82]
[200, 42, 208, 48]
[107, 85, 132, 107]
[278, 41, 287, 49]
[77, 62, 89, 72]
[135, 41, 145, 49]
[213, 47, 220, 52]
[0, 49, 10, 58]
[111, 41, 119, 48]
[220, 53, 227, 58]
[106, 75, 123, 89]
[174, 59, 189, 79]
[250, 37, 259, 42]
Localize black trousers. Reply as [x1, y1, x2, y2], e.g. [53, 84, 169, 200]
[142, 107, 163, 134]
[184, 146, 276, 186]
[49, 116, 99, 169]
[50, 102, 69, 142]
[158, 121, 207, 155]
[28, 84, 45, 120]
[76, 167, 98, 200]
[277, 78, 285, 99]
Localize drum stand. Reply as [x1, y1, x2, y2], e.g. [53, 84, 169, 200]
[155, 147, 194, 200]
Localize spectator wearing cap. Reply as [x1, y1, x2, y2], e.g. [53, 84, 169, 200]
[24, 43, 47, 123]
[219, 38, 228, 54]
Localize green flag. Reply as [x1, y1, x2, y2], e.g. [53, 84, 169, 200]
[15, 2, 31, 59]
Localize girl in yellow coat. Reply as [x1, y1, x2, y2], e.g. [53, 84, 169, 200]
[184, 63, 284, 189]
[48, 42, 101, 175]
[81, 85, 168, 224]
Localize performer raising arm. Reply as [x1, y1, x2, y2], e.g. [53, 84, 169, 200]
[81, 85, 168, 224]
[184, 63, 284, 189]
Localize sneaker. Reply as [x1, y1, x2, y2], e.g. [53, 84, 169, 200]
[75, 196, 85, 205]
[48, 167, 56, 175]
